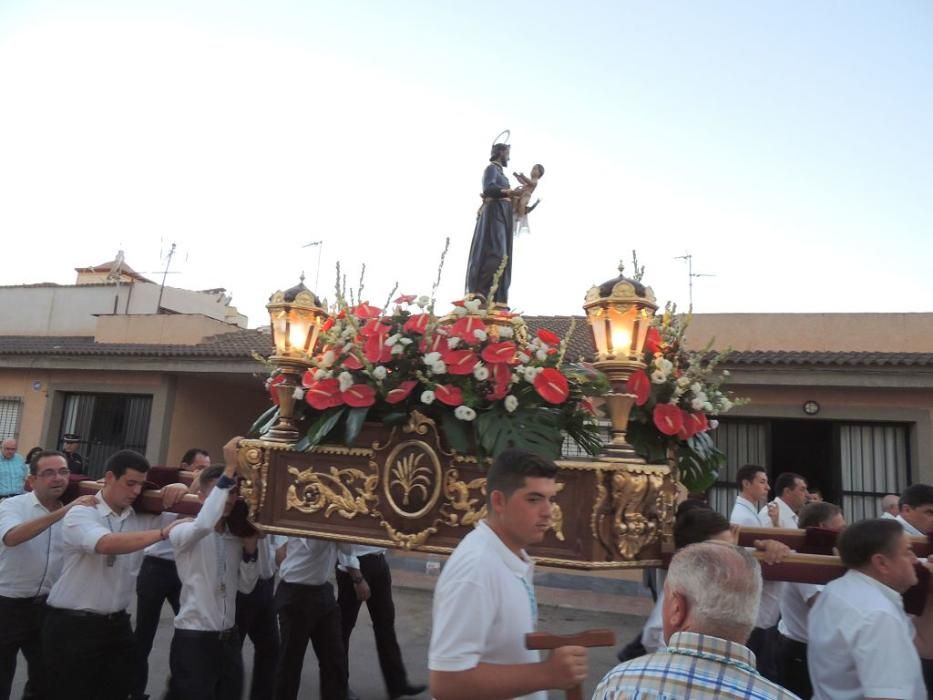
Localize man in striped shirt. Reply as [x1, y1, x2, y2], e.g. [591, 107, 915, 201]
[592, 541, 800, 700]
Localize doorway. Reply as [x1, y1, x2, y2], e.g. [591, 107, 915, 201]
[770, 419, 835, 502]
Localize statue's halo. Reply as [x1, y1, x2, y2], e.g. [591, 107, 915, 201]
[491, 129, 511, 148]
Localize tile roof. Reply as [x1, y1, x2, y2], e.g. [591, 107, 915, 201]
[0, 318, 931, 368]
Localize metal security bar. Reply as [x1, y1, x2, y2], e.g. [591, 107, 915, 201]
[0, 397, 23, 441]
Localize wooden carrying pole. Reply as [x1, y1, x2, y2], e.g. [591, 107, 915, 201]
[526, 629, 616, 700]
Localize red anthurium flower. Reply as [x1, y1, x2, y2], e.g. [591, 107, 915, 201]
[434, 384, 464, 406]
[685, 411, 709, 436]
[385, 380, 417, 404]
[533, 368, 570, 404]
[678, 409, 697, 440]
[352, 303, 382, 319]
[268, 374, 287, 404]
[301, 369, 315, 388]
[481, 341, 517, 365]
[321, 317, 335, 332]
[394, 294, 417, 304]
[645, 327, 662, 355]
[581, 397, 598, 416]
[537, 328, 561, 345]
[625, 370, 651, 406]
[403, 313, 430, 335]
[305, 378, 344, 410]
[359, 319, 391, 338]
[489, 363, 511, 400]
[419, 333, 449, 354]
[336, 309, 347, 319]
[450, 299, 466, 307]
[449, 316, 485, 342]
[342, 383, 376, 407]
[444, 349, 480, 375]
[653, 403, 684, 436]
[342, 353, 363, 370]
[364, 332, 389, 363]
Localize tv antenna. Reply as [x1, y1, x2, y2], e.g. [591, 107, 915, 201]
[156, 243, 177, 311]
[302, 240, 323, 292]
[674, 253, 715, 311]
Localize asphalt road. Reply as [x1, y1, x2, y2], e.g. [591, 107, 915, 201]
[12, 586, 643, 699]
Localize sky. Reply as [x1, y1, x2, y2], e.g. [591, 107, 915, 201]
[1, 1, 931, 328]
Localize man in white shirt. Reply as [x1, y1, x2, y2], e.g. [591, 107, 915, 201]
[166, 458, 259, 699]
[0, 451, 96, 700]
[777, 500, 845, 698]
[132, 446, 210, 700]
[428, 448, 588, 700]
[808, 517, 926, 700]
[895, 484, 933, 537]
[275, 536, 364, 700]
[338, 545, 426, 699]
[730, 464, 772, 528]
[882, 494, 901, 518]
[42, 449, 189, 700]
[236, 532, 281, 700]
[760, 472, 808, 530]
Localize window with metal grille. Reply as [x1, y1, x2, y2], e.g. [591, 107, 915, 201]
[59, 393, 152, 479]
[0, 397, 23, 441]
[839, 423, 910, 521]
[708, 419, 769, 518]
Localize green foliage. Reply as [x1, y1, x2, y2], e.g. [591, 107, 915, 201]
[476, 407, 564, 460]
[295, 407, 346, 451]
[344, 407, 370, 446]
[248, 405, 279, 437]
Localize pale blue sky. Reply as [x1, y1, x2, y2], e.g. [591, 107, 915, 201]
[1, 1, 931, 326]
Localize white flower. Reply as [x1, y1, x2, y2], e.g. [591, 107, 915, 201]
[338, 372, 354, 392]
[709, 419, 720, 429]
[464, 298, 482, 313]
[498, 326, 514, 339]
[721, 398, 733, 412]
[695, 392, 707, 404]
[416, 295, 430, 308]
[321, 350, 336, 368]
[292, 387, 305, 400]
[517, 352, 531, 364]
[313, 368, 330, 380]
[657, 358, 674, 374]
[510, 372, 521, 384]
[651, 370, 667, 384]
[452, 305, 468, 316]
[523, 366, 540, 382]
[372, 366, 387, 380]
[703, 401, 713, 412]
[399, 337, 413, 346]
[431, 361, 447, 375]
[473, 329, 488, 342]
[421, 390, 435, 404]
[677, 376, 691, 388]
[504, 395, 519, 413]
[690, 397, 705, 411]
[423, 352, 442, 366]
[722, 370, 730, 377]
[690, 382, 702, 394]
[454, 405, 477, 421]
[384, 333, 401, 347]
[535, 349, 548, 361]
[447, 336, 461, 349]
[473, 364, 489, 381]
[391, 344, 404, 355]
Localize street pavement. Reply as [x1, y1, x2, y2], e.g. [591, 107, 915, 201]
[12, 581, 645, 699]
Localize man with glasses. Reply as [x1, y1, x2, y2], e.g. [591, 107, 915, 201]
[0, 439, 27, 500]
[0, 451, 96, 699]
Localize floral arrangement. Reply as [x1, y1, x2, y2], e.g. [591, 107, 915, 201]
[252, 261, 609, 462]
[624, 305, 746, 492]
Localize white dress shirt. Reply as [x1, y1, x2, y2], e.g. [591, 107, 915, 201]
[170, 480, 258, 631]
[778, 582, 822, 643]
[729, 495, 763, 527]
[727, 495, 783, 628]
[808, 569, 926, 700]
[428, 520, 544, 700]
[278, 537, 358, 585]
[641, 595, 665, 653]
[336, 544, 386, 573]
[759, 497, 798, 529]
[47, 491, 160, 614]
[0, 492, 63, 597]
[143, 514, 179, 561]
[882, 511, 898, 520]
[897, 514, 925, 536]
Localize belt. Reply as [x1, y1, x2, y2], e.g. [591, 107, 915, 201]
[143, 555, 177, 566]
[0, 594, 48, 605]
[47, 606, 129, 621]
[174, 627, 239, 641]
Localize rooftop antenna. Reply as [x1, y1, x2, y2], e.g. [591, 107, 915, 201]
[302, 240, 323, 292]
[674, 253, 715, 311]
[156, 243, 177, 311]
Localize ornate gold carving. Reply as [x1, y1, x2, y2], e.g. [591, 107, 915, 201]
[237, 443, 267, 521]
[610, 471, 663, 559]
[378, 520, 438, 550]
[549, 482, 566, 541]
[285, 465, 378, 518]
[382, 440, 443, 519]
[442, 469, 487, 527]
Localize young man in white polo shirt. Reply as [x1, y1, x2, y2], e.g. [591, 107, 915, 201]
[895, 484, 933, 537]
[42, 449, 189, 700]
[166, 456, 259, 699]
[776, 500, 845, 698]
[807, 517, 926, 700]
[0, 450, 96, 700]
[428, 448, 587, 700]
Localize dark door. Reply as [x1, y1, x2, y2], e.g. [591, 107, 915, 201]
[59, 393, 152, 478]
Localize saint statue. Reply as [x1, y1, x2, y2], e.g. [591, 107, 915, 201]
[465, 142, 514, 306]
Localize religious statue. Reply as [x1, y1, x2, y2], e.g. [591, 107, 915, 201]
[465, 141, 515, 306]
[512, 163, 544, 236]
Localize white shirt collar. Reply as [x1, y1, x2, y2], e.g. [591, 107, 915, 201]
[896, 514, 924, 536]
[847, 569, 904, 609]
[477, 520, 534, 577]
[735, 495, 760, 512]
[95, 490, 132, 522]
[776, 497, 799, 525]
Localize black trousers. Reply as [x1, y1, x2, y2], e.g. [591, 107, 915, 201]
[134, 556, 181, 699]
[0, 596, 46, 700]
[236, 576, 280, 700]
[166, 628, 243, 700]
[777, 634, 812, 699]
[42, 607, 135, 700]
[746, 624, 779, 683]
[274, 581, 347, 700]
[336, 553, 410, 695]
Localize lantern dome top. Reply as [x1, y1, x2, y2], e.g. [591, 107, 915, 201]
[584, 262, 657, 309]
[268, 274, 323, 308]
